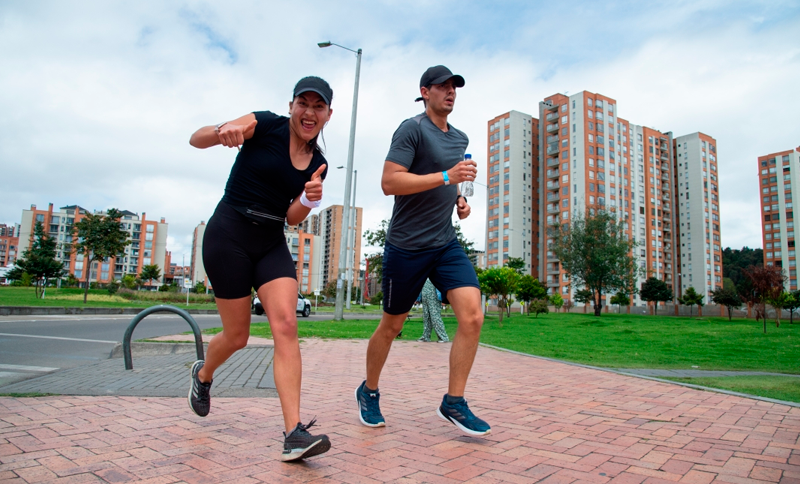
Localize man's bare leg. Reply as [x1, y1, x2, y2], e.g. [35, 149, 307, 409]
[365, 312, 408, 390]
[444, 286, 484, 397]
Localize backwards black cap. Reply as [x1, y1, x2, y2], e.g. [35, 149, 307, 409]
[415, 65, 465, 102]
[293, 76, 333, 105]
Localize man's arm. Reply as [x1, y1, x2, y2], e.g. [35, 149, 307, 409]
[381, 159, 477, 196]
[189, 113, 257, 149]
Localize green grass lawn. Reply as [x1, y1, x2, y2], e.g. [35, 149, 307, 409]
[0, 286, 218, 310]
[663, 376, 800, 403]
[202, 311, 800, 374]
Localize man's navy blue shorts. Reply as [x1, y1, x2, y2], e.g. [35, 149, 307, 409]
[382, 238, 480, 315]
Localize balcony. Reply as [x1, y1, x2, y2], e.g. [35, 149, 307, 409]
[546, 123, 559, 133]
[546, 112, 559, 122]
[547, 158, 559, 168]
[661, 173, 669, 181]
[547, 206, 559, 214]
[546, 169, 559, 179]
[543, 101, 559, 112]
[547, 144, 559, 155]
[546, 135, 559, 143]
[547, 253, 559, 261]
[547, 194, 559, 202]
[662, 193, 670, 201]
[660, 152, 669, 161]
[546, 181, 560, 190]
[547, 280, 560, 287]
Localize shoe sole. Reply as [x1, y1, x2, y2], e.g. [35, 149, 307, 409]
[354, 386, 385, 428]
[436, 406, 491, 436]
[280, 438, 331, 462]
[188, 360, 208, 417]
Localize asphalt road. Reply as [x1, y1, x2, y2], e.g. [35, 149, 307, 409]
[0, 311, 344, 389]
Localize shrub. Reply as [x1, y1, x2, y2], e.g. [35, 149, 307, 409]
[531, 299, 549, 318]
[107, 280, 120, 295]
[369, 291, 383, 305]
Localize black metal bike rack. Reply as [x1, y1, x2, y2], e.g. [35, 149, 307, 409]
[122, 305, 204, 370]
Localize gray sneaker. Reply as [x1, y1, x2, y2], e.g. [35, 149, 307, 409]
[188, 360, 212, 417]
[280, 419, 331, 462]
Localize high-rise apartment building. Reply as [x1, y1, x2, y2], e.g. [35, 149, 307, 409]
[485, 111, 540, 274]
[316, 205, 363, 290]
[487, 91, 721, 307]
[674, 133, 722, 296]
[758, 147, 800, 290]
[17, 204, 169, 285]
[0, 224, 20, 267]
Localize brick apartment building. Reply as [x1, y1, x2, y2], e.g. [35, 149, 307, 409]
[487, 91, 722, 305]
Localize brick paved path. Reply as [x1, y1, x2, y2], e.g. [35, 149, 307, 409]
[2, 339, 800, 483]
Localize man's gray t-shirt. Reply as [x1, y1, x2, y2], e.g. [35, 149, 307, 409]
[385, 113, 469, 250]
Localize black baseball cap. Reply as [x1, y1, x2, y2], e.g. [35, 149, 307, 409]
[415, 65, 465, 102]
[293, 76, 333, 105]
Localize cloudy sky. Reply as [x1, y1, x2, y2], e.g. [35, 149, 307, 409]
[1, 0, 798, 263]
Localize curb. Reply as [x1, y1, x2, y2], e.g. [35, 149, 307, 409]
[479, 343, 800, 408]
[0, 306, 220, 316]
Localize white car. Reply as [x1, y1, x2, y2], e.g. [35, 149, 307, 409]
[252, 293, 312, 317]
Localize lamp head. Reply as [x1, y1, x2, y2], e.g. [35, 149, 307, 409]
[318, 41, 332, 48]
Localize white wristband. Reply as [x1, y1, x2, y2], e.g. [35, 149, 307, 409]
[299, 191, 321, 209]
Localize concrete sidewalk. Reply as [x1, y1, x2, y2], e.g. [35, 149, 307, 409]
[2, 339, 800, 483]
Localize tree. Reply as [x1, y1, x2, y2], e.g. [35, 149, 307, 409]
[363, 220, 389, 284]
[769, 291, 793, 328]
[710, 287, 743, 321]
[741, 265, 785, 333]
[610, 291, 630, 313]
[10, 222, 64, 298]
[549, 210, 639, 316]
[72, 208, 131, 303]
[478, 266, 519, 326]
[550, 293, 564, 312]
[515, 275, 547, 315]
[505, 257, 526, 275]
[678, 286, 704, 316]
[139, 264, 162, 289]
[563, 299, 574, 312]
[723, 247, 764, 294]
[64, 273, 80, 288]
[788, 290, 800, 324]
[530, 299, 549, 318]
[322, 280, 338, 300]
[640, 277, 673, 315]
[120, 274, 137, 290]
[575, 289, 593, 313]
[195, 281, 207, 294]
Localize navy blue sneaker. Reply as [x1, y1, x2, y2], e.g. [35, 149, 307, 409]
[436, 395, 491, 436]
[355, 380, 385, 427]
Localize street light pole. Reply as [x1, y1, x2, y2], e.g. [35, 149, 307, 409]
[346, 170, 358, 309]
[318, 41, 361, 321]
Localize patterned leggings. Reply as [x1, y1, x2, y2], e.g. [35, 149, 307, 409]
[421, 279, 449, 342]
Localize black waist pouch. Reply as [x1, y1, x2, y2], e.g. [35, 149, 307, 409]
[229, 204, 286, 229]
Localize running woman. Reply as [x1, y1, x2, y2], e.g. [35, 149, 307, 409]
[188, 76, 334, 461]
[356, 66, 490, 436]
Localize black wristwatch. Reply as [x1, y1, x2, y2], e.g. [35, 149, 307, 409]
[457, 195, 467, 204]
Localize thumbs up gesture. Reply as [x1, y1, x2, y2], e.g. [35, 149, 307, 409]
[217, 119, 258, 149]
[304, 164, 326, 202]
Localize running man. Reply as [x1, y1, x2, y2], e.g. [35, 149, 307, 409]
[356, 65, 490, 436]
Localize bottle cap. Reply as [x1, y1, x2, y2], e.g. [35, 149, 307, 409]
[465, 154, 472, 159]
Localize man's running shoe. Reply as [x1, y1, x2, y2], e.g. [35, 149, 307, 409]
[188, 360, 212, 417]
[280, 419, 331, 462]
[436, 394, 491, 436]
[355, 380, 385, 427]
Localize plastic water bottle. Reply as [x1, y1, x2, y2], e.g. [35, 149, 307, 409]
[461, 153, 474, 197]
